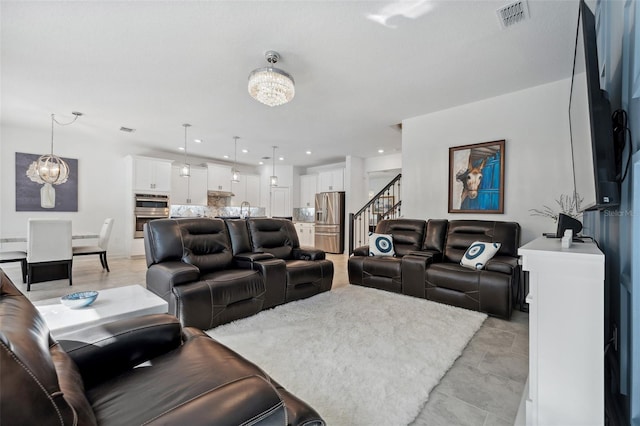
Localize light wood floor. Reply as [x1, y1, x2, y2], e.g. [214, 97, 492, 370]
[1, 254, 527, 425]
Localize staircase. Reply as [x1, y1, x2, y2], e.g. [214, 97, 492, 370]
[348, 173, 402, 254]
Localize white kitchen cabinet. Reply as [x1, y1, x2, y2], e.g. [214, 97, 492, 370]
[271, 187, 291, 217]
[318, 168, 344, 192]
[231, 174, 261, 207]
[295, 222, 315, 247]
[132, 157, 172, 193]
[518, 237, 604, 426]
[171, 166, 208, 205]
[299, 174, 318, 208]
[207, 163, 232, 192]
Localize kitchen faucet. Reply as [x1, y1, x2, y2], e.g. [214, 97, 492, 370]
[240, 201, 251, 218]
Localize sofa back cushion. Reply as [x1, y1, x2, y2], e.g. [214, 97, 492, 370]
[247, 218, 299, 259]
[0, 270, 94, 425]
[178, 219, 233, 273]
[144, 219, 184, 267]
[444, 220, 521, 263]
[375, 219, 427, 257]
[225, 219, 252, 255]
[423, 219, 448, 252]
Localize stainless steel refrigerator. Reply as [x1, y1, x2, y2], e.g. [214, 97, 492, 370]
[314, 191, 345, 254]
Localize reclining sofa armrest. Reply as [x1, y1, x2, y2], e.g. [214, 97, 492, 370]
[59, 314, 182, 389]
[232, 251, 275, 268]
[352, 245, 369, 257]
[146, 261, 200, 296]
[406, 250, 443, 263]
[401, 254, 434, 298]
[144, 375, 288, 426]
[292, 247, 326, 261]
[484, 255, 519, 275]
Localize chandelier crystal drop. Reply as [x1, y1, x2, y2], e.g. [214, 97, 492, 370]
[248, 51, 295, 107]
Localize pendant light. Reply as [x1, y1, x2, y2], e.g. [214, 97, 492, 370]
[36, 112, 82, 184]
[231, 136, 240, 183]
[270, 146, 278, 187]
[179, 123, 191, 177]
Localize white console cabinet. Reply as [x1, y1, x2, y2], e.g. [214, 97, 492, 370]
[518, 237, 604, 426]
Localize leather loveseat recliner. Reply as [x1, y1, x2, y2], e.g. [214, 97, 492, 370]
[242, 218, 334, 303]
[348, 218, 520, 319]
[0, 268, 324, 425]
[144, 218, 283, 330]
[145, 217, 334, 330]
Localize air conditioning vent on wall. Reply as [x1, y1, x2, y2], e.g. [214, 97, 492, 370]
[496, 0, 529, 29]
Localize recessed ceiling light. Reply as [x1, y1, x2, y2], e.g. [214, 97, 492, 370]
[223, 155, 229, 159]
[242, 149, 249, 153]
[194, 139, 202, 143]
[378, 149, 384, 153]
[259, 161, 264, 165]
[306, 150, 312, 155]
[178, 147, 185, 151]
[279, 157, 284, 161]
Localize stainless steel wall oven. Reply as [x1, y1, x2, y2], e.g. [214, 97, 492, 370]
[134, 193, 169, 238]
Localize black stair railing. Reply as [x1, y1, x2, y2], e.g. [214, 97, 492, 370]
[348, 173, 402, 254]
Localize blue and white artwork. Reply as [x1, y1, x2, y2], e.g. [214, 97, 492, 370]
[449, 140, 505, 214]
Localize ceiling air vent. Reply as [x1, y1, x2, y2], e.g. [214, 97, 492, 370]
[496, 0, 529, 29]
[120, 126, 136, 133]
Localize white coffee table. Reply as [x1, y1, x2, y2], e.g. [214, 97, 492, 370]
[34, 285, 168, 339]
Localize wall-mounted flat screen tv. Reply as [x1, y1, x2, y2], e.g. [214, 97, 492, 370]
[569, 0, 619, 211]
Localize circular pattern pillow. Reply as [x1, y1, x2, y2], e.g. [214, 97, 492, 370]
[460, 241, 501, 270]
[369, 233, 395, 257]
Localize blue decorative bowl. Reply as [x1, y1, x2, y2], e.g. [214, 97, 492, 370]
[60, 291, 99, 309]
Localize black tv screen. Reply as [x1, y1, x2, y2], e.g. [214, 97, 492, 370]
[569, 0, 619, 211]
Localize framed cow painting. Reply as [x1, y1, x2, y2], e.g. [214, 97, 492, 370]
[448, 140, 505, 214]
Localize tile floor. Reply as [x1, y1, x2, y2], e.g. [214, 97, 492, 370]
[1, 253, 528, 425]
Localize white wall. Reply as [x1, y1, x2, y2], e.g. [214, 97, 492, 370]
[402, 78, 575, 244]
[364, 153, 402, 173]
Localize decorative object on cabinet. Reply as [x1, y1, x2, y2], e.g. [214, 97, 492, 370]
[449, 140, 505, 214]
[529, 192, 584, 222]
[231, 136, 240, 182]
[248, 51, 295, 107]
[270, 146, 278, 187]
[179, 123, 191, 178]
[16, 152, 78, 212]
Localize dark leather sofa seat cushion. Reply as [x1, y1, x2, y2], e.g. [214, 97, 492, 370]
[86, 333, 281, 425]
[426, 263, 513, 317]
[174, 269, 265, 330]
[363, 256, 401, 278]
[180, 218, 233, 273]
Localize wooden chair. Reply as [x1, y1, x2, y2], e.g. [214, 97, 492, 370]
[72, 218, 114, 272]
[0, 251, 27, 283]
[27, 219, 73, 291]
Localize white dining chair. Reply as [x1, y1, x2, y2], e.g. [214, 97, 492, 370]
[72, 218, 114, 271]
[26, 219, 73, 291]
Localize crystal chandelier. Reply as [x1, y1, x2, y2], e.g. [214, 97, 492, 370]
[231, 136, 240, 182]
[248, 51, 295, 107]
[36, 112, 82, 184]
[270, 146, 278, 187]
[180, 123, 191, 177]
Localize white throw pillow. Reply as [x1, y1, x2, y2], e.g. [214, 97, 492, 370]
[460, 241, 501, 270]
[369, 233, 395, 257]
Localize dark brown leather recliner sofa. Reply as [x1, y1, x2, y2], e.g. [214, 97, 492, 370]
[349, 219, 520, 319]
[0, 269, 324, 425]
[145, 217, 333, 330]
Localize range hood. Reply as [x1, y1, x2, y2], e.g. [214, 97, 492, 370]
[207, 190, 235, 197]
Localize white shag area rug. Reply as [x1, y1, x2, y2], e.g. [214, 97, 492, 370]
[207, 285, 486, 426]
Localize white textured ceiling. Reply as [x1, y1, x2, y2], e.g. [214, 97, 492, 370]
[1, 0, 579, 168]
